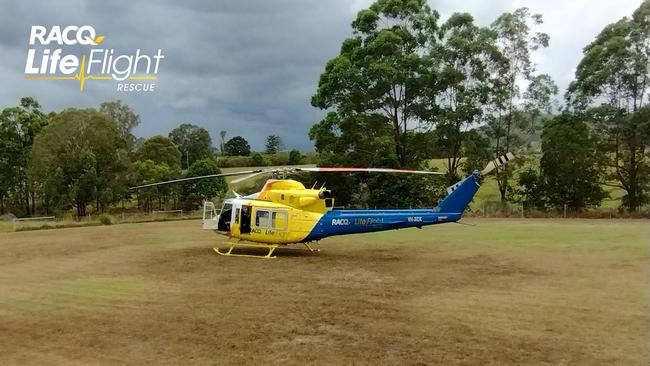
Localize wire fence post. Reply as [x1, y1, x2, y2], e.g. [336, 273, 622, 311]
[563, 204, 567, 218]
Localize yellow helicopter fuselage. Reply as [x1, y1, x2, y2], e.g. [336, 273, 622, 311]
[208, 177, 472, 245]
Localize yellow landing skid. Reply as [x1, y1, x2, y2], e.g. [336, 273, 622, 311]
[213, 240, 320, 259]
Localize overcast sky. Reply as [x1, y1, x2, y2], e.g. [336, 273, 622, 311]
[0, 0, 642, 151]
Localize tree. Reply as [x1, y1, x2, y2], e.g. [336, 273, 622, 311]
[487, 7, 551, 203]
[288, 149, 302, 165]
[180, 159, 228, 210]
[169, 123, 213, 169]
[224, 136, 251, 156]
[132, 160, 180, 211]
[136, 135, 182, 169]
[310, 0, 439, 168]
[29, 109, 129, 216]
[219, 130, 227, 155]
[427, 13, 504, 183]
[568, 0, 650, 210]
[460, 129, 492, 175]
[515, 168, 547, 209]
[538, 113, 607, 209]
[265, 135, 283, 154]
[98, 100, 140, 150]
[0, 97, 48, 215]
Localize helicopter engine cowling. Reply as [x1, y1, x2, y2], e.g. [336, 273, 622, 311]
[318, 190, 333, 199]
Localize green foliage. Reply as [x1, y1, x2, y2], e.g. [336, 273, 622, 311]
[169, 123, 213, 169]
[427, 12, 504, 182]
[568, 0, 650, 210]
[98, 100, 140, 150]
[99, 213, 113, 225]
[136, 135, 182, 169]
[29, 108, 129, 216]
[539, 114, 607, 209]
[132, 160, 181, 212]
[224, 136, 251, 156]
[515, 168, 547, 208]
[486, 7, 553, 203]
[363, 173, 447, 209]
[288, 149, 302, 165]
[515, 114, 607, 210]
[250, 153, 266, 166]
[461, 130, 492, 175]
[264, 135, 283, 154]
[180, 159, 227, 210]
[311, 0, 439, 168]
[0, 97, 49, 216]
[215, 150, 312, 168]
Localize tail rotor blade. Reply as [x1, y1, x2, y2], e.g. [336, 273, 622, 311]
[481, 152, 515, 175]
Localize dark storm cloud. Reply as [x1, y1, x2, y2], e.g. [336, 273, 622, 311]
[0, 0, 642, 151]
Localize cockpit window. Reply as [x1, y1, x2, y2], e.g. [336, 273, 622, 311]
[255, 210, 270, 228]
[272, 211, 288, 230]
[218, 203, 233, 231]
[221, 203, 233, 214]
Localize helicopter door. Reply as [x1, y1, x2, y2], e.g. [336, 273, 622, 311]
[240, 205, 252, 234]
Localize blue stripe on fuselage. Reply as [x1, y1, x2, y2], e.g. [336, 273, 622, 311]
[302, 209, 461, 242]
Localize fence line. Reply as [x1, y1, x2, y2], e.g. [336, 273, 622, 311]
[469, 201, 649, 219]
[13, 216, 55, 231]
[152, 209, 183, 215]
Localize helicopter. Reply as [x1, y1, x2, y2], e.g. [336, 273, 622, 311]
[131, 153, 514, 258]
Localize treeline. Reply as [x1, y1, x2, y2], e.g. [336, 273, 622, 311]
[0, 100, 302, 217]
[1, 1, 648, 217]
[309, 0, 649, 211]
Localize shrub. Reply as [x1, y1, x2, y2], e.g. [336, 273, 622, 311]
[288, 149, 302, 165]
[99, 213, 113, 225]
[251, 153, 266, 166]
[268, 153, 289, 166]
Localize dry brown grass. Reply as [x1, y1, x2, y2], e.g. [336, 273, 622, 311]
[0, 219, 647, 365]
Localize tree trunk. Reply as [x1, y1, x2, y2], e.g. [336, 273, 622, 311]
[391, 115, 404, 167]
[24, 180, 30, 216]
[628, 144, 638, 211]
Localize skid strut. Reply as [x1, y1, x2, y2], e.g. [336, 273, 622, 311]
[213, 239, 321, 259]
[303, 242, 320, 252]
[213, 241, 279, 259]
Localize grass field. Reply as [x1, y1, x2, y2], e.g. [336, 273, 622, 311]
[0, 219, 647, 365]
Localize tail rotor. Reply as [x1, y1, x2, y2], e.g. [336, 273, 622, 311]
[480, 152, 515, 175]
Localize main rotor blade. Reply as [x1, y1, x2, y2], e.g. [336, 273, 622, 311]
[480, 152, 515, 175]
[297, 167, 445, 175]
[230, 171, 268, 184]
[129, 170, 264, 190]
